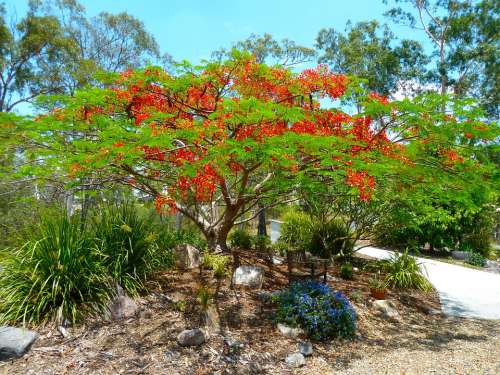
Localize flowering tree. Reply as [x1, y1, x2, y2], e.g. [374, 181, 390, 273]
[5, 51, 497, 251]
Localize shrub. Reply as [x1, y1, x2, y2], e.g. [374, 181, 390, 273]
[252, 234, 271, 252]
[340, 262, 354, 279]
[278, 209, 313, 253]
[380, 251, 432, 291]
[196, 286, 213, 311]
[466, 252, 486, 267]
[92, 202, 172, 295]
[202, 252, 231, 278]
[273, 280, 356, 341]
[309, 220, 355, 259]
[229, 229, 252, 249]
[0, 214, 110, 325]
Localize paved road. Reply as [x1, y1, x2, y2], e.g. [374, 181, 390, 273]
[357, 246, 500, 320]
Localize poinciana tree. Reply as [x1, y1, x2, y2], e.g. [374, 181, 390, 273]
[3, 51, 497, 251]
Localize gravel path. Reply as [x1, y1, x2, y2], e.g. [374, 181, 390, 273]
[357, 246, 500, 319]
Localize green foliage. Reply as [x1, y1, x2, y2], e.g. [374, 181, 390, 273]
[252, 234, 271, 252]
[368, 276, 388, 290]
[0, 214, 110, 325]
[196, 286, 213, 311]
[202, 252, 231, 278]
[466, 252, 487, 268]
[229, 229, 253, 249]
[379, 251, 432, 291]
[309, 220, 355, 259]
[340, 262, 354, 280]
[316, 20, 428, 95]
[278, 209, 313, 253]
[92, 202, 173, 295]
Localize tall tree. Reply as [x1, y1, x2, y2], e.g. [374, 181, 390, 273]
[385, 0, 500, 118]
[213, 33, 315, 66]
[8, 52, 497, 252]
[316, 20, 429, 96]
[0, 0, 161, 112]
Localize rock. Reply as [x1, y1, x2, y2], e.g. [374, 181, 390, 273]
[353, 267, 359, 272]
[177, 329, 206, 346]
[256, 290, 280, 302]
[173, 244, 200, 269]
[272, 256, 284, 265]
[277, 323, 305, 338]
[232, 265, 264, 289]
[285, 352, 306, 367]
[451, 250, 469, 260]
[224, 337, 244, 354]
[0, 326, 38, 360]
[107, 295, 138, 320]
[298, 341, 313, 356]
[372, 300, 400, 322]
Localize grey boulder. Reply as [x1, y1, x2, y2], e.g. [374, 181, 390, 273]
[177, 329, 206, 346]
[277, 323, 305, 338]
[285, 352, 306, 367]
[0, 326, 38, 360]
[107, 295, 138, 320]
[298, 341, 313, 356]
[372, 300, 400, 322]
[232, 265, 264, 289]
[173, 244, 200, 269]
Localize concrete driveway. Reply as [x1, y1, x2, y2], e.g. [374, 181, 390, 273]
[357, 246, 500, 320]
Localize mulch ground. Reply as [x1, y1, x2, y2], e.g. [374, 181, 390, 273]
[1, 253, 498, 374]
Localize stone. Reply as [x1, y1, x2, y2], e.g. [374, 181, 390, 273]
[285, 352, 306, 367]
[107, 295, 138, 320]
[372, 300, 400, 322]
[177, 329, 206, 346]
[451, 250, 469, 260]
[277, 323, 305, 338]
[0, 326, 38, 360]
[232, 265, 264, 289]
[272, 256, 284, 265]
[224, 337, 244, 354]
[173, 244, 200, 269]
[298, 341, 313, 356]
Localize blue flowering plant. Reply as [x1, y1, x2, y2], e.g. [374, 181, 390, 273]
[272, 280, 356, 341]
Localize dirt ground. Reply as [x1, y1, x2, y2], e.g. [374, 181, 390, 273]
[1, 254, 498, 375]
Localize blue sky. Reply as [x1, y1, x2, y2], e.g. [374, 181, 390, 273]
[3, 0, 426, 64]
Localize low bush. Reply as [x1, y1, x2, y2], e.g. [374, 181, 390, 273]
[466, 252, 487, 267]
[0, 214, 110, 325]
[278, 209, 313, 253]
[92, 202, 174, 295]
[340, 262, 354, 279]
[309, 220, 355, 259]
[273, 280, 356, 341]
[229, 229, 253, 249]
[380, 251, 432, 291]
[202, 252, 231, 278]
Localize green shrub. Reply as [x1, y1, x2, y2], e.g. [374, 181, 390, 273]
[252, 235, 271, 252]
[380, 251, 432, 291]
[92, 202, 172, 295]
[466, 252, 486, 267]
[340, 262, 354, 280]
[202, 252, 231, 277]
[273, 281, 356, 341]
[0, 214, 110, 325]
[278, 209, 313, 253]
[309, 220, 355, 259]
[229, 229, 253, 249]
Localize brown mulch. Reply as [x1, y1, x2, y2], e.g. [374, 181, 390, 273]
[1, 254, 498, 375]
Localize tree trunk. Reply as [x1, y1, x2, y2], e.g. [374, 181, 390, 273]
[258, 205, 267, 237]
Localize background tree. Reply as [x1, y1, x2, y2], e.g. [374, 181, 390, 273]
[385, 0, 500, 118]
[213, 33, 315, 66]
[0, 0, 161, 112]
[316, 20, 429, 97]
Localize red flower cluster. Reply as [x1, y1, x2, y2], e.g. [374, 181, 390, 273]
[346, 170, 375, 201]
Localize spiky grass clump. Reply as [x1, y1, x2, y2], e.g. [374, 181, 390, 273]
[381, 250, 432, 291]
[0, 215, 110, 325]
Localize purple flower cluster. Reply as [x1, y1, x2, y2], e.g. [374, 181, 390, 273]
[273, 280, 356, 340]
